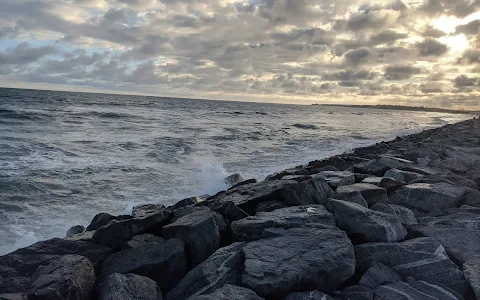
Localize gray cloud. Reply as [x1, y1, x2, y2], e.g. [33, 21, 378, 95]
[454, 75, 478, 87]
[456, 20, 480, 35]
[415, 38, 448, 57]
[384, 65, 422, 80]
[0, 43, 56, 65]
[344, 48, 371, 65]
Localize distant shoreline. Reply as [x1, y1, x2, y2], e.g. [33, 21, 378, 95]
[313, 103, 479, 115]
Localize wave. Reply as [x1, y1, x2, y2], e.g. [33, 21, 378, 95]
[292, 123, 319, 130]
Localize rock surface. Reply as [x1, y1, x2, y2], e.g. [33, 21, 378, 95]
[283, 291, 334, 300]
[314, 171, 355, 188]
[374, 280, 464, 300]
[98, 273, 163, 300]
[335, 183, 388, 207]
[371, 203, 417, 225]
[123, 234, 164, 249]
[358, 261, 402, 289]
[86, 212, 116, 231]
[189, 284, 263, 300]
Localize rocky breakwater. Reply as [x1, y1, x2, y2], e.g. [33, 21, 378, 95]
[2, 117, 480, 300]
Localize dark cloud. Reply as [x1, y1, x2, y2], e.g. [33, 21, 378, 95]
[415, 38, 448, 57]
[323, 70, 376, 81]
[344, 48, 371, 65]
[421, 27, 447, 38]
[419, 0, 480, 18]
[454, 74, 478, 87]
[458, 49, 480, 65]
[346, 9, 400, 32]
[0, 43, 56, 65]
[456, 20, 480, 35]
[384, 65, 422, 80]
[370, 30, 408, 45]
[419, 82, 443, 93]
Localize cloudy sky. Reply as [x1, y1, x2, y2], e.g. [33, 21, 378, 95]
[0, 0, 479, 107]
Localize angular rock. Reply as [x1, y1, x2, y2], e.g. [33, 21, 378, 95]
[231, 205, 335, 242]
[329, 199, 407, 243]
[418, 211, 480, 229]
[166, 242, 245, 300]
[358, 261, 402, 289]
[459, 204, 480, 214]
[332, 190, 368, 208]
[463, 259, 480, 300]
[378, 177, 405, 191]
[314, 171, 355, 188]
[86, 213, 116, 231]
[374, 280, 464, 300]
[0, 294, 26, 300]
[229, 179, 258, 190]
[92, 208, 171, 250]
[28, 255, 95, 300]
[132, 204, 166, 218]
[225, 173, 245, 187]
[354, 156, 413, 176]
[66, 225, 85, 237]
[371, 203, 417, 226]
[361, 176, 382, 186]
[336, 285, 374, 300]
[98, 273, 162, 300]
[170, 196, 199, 210]
[64, 230, 95, 242]
[255, 200, 287, 213]
[384, 168, 423, 183]
[335, 183, 388, 207]
[101, 238, 186, 293]
[189, 284, 263, 300]
[163, 209, 221, 267]
[123, 234, 164, 250]
[355, 237, 468, 295]
[466, 170, 480, 186]
[283, 291, 334, 300]
[208, 200, 250, 222]
[242, 227, 355, 298]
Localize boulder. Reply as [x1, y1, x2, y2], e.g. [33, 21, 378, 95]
[0, 294, 26, 300]
[207, 200, 250, 222]
[66, 225, 85, 237]
[463, 259, 480, 300]
[225, 173, 245, 187]
[358, 261, 402, 289]
[255, 200, 287, 213]
[335, 183, 387, 207]
[283, 291, 334, 300]
[466, 170, 480, 186]
[92, 208, 171, 250]
[123, 234, 164, 250]
[231, 205, 335, 242]
[354, 156, 413, 176]
[166, 242, 245, 300]
[355, 237, 468, 295]
[189, 284, 263, 300]
[163, 209, 221, 267]
[332, 190, 368, 208]
[361, 177, 382, 186]
[374, 280, 464, 300]
[170, 196, 199, 210]
[388, 182, 469, 217]
[28, 255, 95, 300]
[336, 285, 374, 300]
[132, 204, 166, 218]
[362, 177, 404, 192]
[242, 227, 355, 298]
[98, 273, 162, 300]
[313, 171, 355, 188]
[229, 179, 258, 190]
[329, 199, 407, 243]
[459, 204, 480, 214]
[371, 203, 417, 226]
[384, 168, 423, 183]
[64, 231, 95, 242]
[101, 238, 186, 293]
[418, 211, 480, 229]
[409, 174, 479, 190]
[86, 213, 116, 231]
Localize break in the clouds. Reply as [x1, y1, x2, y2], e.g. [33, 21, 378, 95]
[0, 0, 479, 108]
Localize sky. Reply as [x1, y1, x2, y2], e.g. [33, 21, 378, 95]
[0, 0, 479, 108]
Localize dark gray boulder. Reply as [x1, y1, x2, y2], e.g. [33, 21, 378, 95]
[255, 200, 287, 213]
[354, 156, 413, 176]
[28, 254, 95, 300]
[132, 204, 166, 218]
[0, 294, 26, 300]
[355, 237, 468, 295]
[123, 234, 164, 250]
[332, 189, 368, 208]
[371, 203, 417, 226]
[283, 291, 334, 300]
[92, 208, 171, 250]
[358, 261, 402, 289]
[329, 199, 407, 243]
[86, 213, 116, 231]
[231, 205, 335, 242]
[189, 284, 263, 300]
[166, 242, 245, 300]
[466, 170, 480, 186]
[336, 285, 374, 300]
[170, 196, 199, 210]
[463, 259, 480, 300]
[418, 210, 480, 229]
[361, 176, 382, 186]
[384, 168, 423, 183]
[225, 173, 245, 187]
[163, 209, 221, 267]
[64, 230, 95, 242]
[335, 183, 387, 207]
[374, 280, 464, 300]
[98, 273, 162, 300]
[207, 200, 250, 222]
[242, 227, 355, 298]
[313, 171, 355, 188]
[66, 225, 85, 237]
[362, 177, 404, 192]
[459, 204, 480, 214]
[101, 238, 186, 293]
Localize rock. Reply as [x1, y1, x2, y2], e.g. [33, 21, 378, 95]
[242, 227, 355, 298]
[332, 190, 368, 208]
[378, 177, 405, 191]
[28, 255, 95, 300]
[329, 199, 407, 243]
[418, 210, 480, 229]
[255, 200, 287, 213]
[371, 203, 417, 226]
[92, 208, 171, 250]
[384, 168, 423, 183]
[265, 166, 309, 181]
[389, 182, 469, 217]
[466, 170, 480, 186]
[281, 175, 312, 182]
[123, 234, 164, 250]
[206, 178, 333, 214]
[170, 196, 199, 210]
[358, 261, 402, 289]
[374, 280, 464, 300]
[355, 237, 468, 295]
[225, 173, 245, 187]
[189, 284, 263, 300]
[283, 291, 334, 300]
[361, 176, 382, 186]
[132, 204, 166, 218]
[98, 273, 162, 300]
[101, 238, 186, 294]
[0, 294, 26, 300]
[354, 156, 413, 176]
[86, 213, 116, 231]
[166, 242, 245, 300]
[463, 259, 480, 300]
[208, 200, 250, 222]
[66, 225, 85, 237]
[335, 183, 388, 207]
[231, 205, 335, 242]
[410, 174, 479, 190]
[229, 179, 258, 190]
[163, 209, 221, 267]
[313, 171, 355, 188]
[336, 285, 374, 300]
[459, 204, 480, 214]
[64, 230, 95, 242]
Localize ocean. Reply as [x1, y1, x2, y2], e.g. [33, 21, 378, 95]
[0, 87, 471, 254]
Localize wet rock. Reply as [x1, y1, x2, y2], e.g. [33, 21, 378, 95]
[374, 280, 464, 300]
[283, 291, 334, 300]
[231, 205, 335, 242]
[266, 166, 309, 181]
[384, 168, 423, 183]
[358, 261, 402, 289]
[314, 171, 355, 188]
[225, 173, 245, 187]
[66, 225, 85, 237]
[208, 200, 250, 222]
[98, 273, 162, 300]
[371, 203, 417, 226]
[163, 209, 221, 267]
[336, 285, 374, 300]
[329, 199, 407, 243]
[463, 259, 480, 299]
[229, 179, 258, 190]
[132, 204, 166, 218]
[101, 238, 186, 294]
[418, 210, 480, 229]
[92, 208, 171, 250]
[166, 242, 245, 300]
[170, 196, 199, 210]
[332, 189, 368, 208]
[361, 176, 382, 186]
[0, 294, 26, 300]
[28, 255, 95, 300]
[466, 170, 480, 186]
[242, 227, 355, 298]
[123, 234, 164, 250]
[64, 230, 95, 242]
[189, 284, 263, 300]
[378, 177, 406, 191]
[355, 237, 468, 295]
[354, 173, 371, 183]
[335, 183, 388, 207]
[255, 200, 287, 213]
[354, 156, 413, 176]
[86, 213, 115, 231]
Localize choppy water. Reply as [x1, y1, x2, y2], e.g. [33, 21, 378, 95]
[0, 87, 471, 254]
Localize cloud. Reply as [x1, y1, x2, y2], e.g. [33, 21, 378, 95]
[0, 43, 57, 65]
[415, 38, 448, 57]
[384, 65, 422, 80]
[456, 20, 480, 35]
[344, 48, 371, 65]
[458, 49, 480, 65]
[454, 74, 478, 87]
[370, 30, 408, 45]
